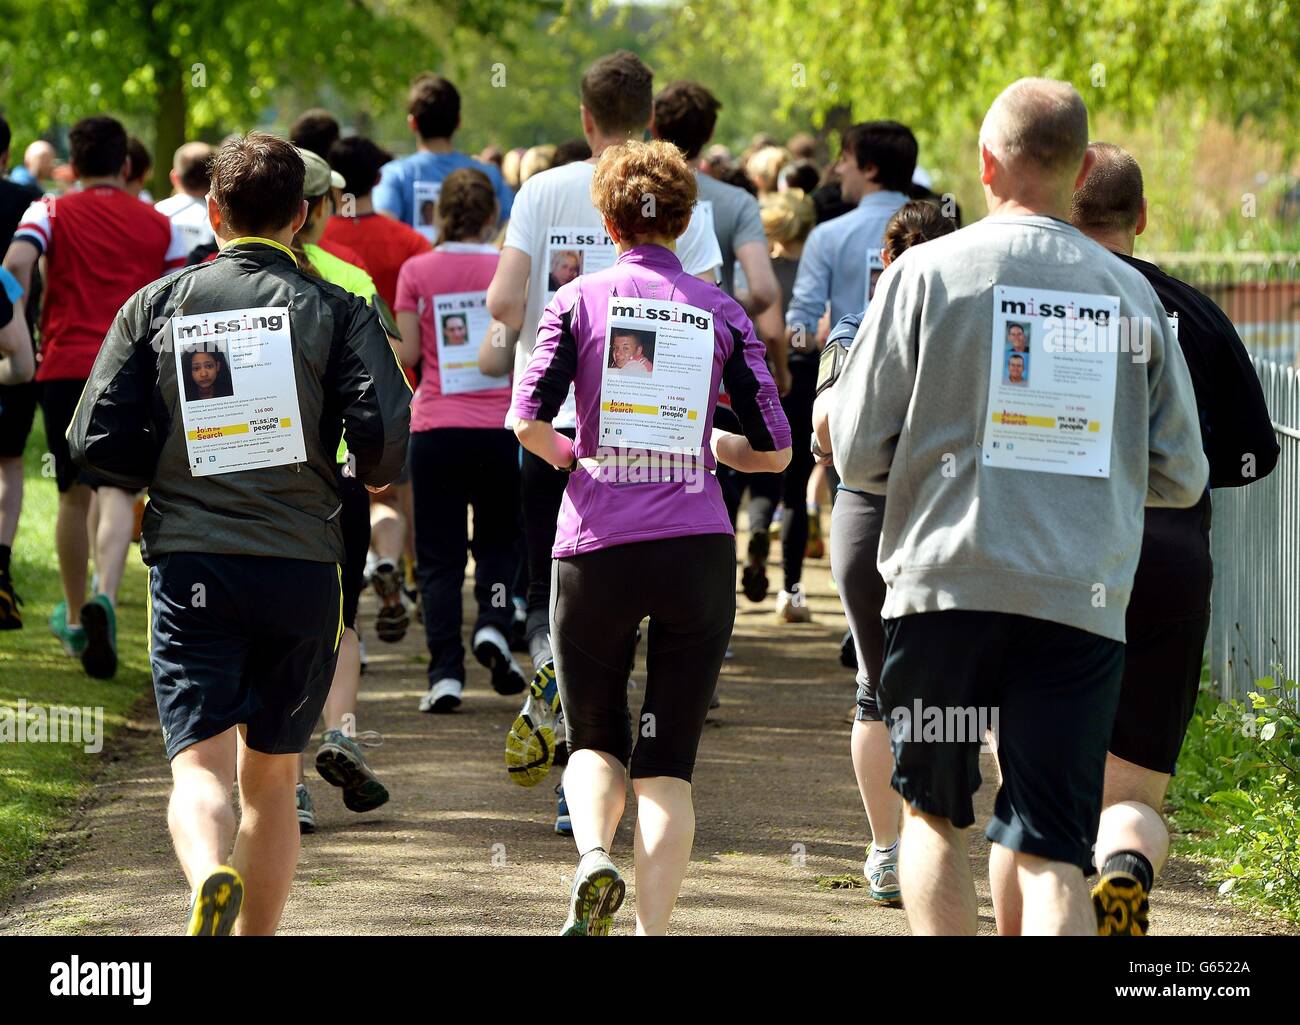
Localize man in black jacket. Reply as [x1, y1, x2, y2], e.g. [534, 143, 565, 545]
[1070, 141, 1279, 936]
[69, 132, 411, 936]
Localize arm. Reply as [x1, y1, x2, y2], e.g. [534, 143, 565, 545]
[1145, 311, 1210, 508]
[733, 195, 779, 315]
[828, 264, 917, 495]
[514, 418, 574, 470]
[0, 265, 33, 385]
[67, 291, 158, 489]
[784, 224, 831, 338]
[719, 299, 793, 470]
[372, 164, 405, 221]
[485, 245, 530, 332]
[332, 298, 413, 490]
[479, 320, 518, 377]
[1203, 306, 1280, 487]
[509, 291, 578, 449]
[755, 297, 790, 396]
[395, 310, 422, 369]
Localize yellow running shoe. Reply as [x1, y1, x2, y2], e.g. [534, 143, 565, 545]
[505, 660, 560, 787]
[1092, 870, 1149, 936]
[185, 865, 245, 936]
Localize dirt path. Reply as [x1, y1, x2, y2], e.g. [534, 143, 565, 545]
[0, 541, 1289, 936]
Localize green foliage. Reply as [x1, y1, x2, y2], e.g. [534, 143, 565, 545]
[1169, 675, 1300, 923]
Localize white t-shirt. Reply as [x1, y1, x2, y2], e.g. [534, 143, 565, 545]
[503, 159, 722, 428]
[155, 192, 215, 255]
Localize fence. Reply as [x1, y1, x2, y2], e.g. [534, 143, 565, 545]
[1156, 254, 1300, 704]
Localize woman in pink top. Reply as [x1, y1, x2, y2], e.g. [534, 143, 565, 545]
[395, 168, 526, 715]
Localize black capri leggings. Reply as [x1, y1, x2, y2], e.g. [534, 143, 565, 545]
[829, 489, 888, 721]
[550, 532, 736, 781]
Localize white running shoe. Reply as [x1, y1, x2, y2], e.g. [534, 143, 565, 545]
[776, 585, 813, 623]
[419, 677, 463, 713]
[473, 625, 527, 695]
[864, 844, 902, 905]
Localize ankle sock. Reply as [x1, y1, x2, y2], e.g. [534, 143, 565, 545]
[1102, 849, 1153, 892]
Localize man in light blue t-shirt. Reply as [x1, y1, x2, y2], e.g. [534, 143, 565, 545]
[374, 73, 514, 240]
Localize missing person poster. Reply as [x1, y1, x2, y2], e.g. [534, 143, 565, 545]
[172, 306, 307, 477]
[433, 290, 506, 395]
[545, 227, 615, 300]
[982, 285, 1120, 478]
[598, 296, 714, 455]
[413, 180, 442, 241]
[863, 249, 885, 308]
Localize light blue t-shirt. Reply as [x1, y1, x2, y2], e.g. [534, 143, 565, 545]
[373, 150, 514, 240]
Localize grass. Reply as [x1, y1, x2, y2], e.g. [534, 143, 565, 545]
[0, 419, 153, 903]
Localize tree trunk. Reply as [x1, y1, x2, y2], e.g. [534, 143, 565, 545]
[152, 59, 187, 199]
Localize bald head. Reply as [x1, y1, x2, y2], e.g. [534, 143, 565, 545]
[980, 78, 1088, 177]
[1070, 142, 1144, 233]
[24, 140, 55, 179]
[172, 141, 215, 196]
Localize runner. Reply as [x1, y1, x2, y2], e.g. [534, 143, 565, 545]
[0, 114, 43, 628]
[4, 115, 187, 677]
[511, 138, 790, 935]
[289, 108, 341, 159]
[288, 146, 403, 832]
[828, 79, 1209, 935]
[67, 132, 411, 934]
[373, 73, 514, 240]
[813, 199, 957, 903]
[1069, 142, 1280, 936]
[483, 51, 722, 825]
[9, 140, 55, 190]
[124, 137, 153, 201]
[394, 166, 523, 714]
[155, 142, 217, 256]
[323, 136, 431, 310]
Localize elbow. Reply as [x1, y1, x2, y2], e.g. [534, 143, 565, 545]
[764, 446, 792, 473]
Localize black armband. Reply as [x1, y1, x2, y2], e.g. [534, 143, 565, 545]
[815, 339, 847, 397]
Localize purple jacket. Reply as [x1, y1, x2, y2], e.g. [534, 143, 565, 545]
[512, 244, 791, 557]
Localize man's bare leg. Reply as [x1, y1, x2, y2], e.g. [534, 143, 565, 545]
[850, 719, 900, 847]
[92, 486, 136, 605]
[1096, 754, 1170, 874]
[230, 733, 302, 935]
[1014, 849, 1095, 935]
[898, 803, 977, 935]
[168, 729, 239, 889]
[55, 484, 92, 626]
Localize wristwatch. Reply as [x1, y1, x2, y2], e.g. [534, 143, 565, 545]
[810, 434, 830, 462]
[558, 454, 579, 474]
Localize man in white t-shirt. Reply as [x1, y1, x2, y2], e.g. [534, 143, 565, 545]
[154, 142, 216, 257]
[484, 51, 721, 816]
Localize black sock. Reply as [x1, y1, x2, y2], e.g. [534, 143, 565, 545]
[1103, 850, 1154, 892]
[0, 544, 10, 575]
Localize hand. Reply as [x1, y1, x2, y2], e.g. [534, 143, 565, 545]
[774, 358, 792, 398]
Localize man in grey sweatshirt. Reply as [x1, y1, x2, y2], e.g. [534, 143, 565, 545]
[829, 79, 1208, 936]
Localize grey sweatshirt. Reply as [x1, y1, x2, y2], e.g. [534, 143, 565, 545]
[829, 214, 1209, 642]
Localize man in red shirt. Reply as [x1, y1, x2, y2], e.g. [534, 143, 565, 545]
[4, 115, 187, 678]
[322, 136, 430, 310]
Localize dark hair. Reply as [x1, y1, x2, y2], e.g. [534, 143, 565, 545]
[787, 132, 818, 161]
[781, 159, 821, 194]
[435, 167, 497, 244]
[841, 121, 918, 194]
[1070, 142, 1144, 233]
[126, 136, 152, 183]
[553, 138, 592, 166]
[0, 116, 10, 158]
[581, 51, 654, 136]
[181, 344, 234, 401]
[882, 199, 957, 262]
[328, 136, 392, 200]
[209, 132, 305, 235]
[653, 81, 720, 161]
[718, 165, 757, 197]
[69, 116, 128, 178]
[408, 74, 461, 140]
[290, 109, 340, 158]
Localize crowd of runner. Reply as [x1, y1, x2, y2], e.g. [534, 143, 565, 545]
[0, 51, 1281, 937]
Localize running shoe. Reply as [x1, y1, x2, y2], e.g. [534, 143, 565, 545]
[315, 729, 390, 812]
[370, 558, 410, 643]
[555, 784, 573, 836]
[505, 659, 560, 787]
[865, 845, 902, 905]
[1092, 870, 1149, 936]
[78, 594, 117, 679]
[560, 848, 624, 936]
[296, 783, 316, 835]
[473, 625, 527, 695]
[805, 504, 825, 560]
[0, 571, 22, 630]
[49, 601, 87, 657]
[776, 585, 812, 624]
[185, 865, 244, 936]
[741, 528, 770, 603]
[419, 677, 463, 714]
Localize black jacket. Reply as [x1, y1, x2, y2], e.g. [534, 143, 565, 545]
[68, 240, 411, 565]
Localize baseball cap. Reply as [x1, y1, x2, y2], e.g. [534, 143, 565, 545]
[296, 146, 345, 198]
